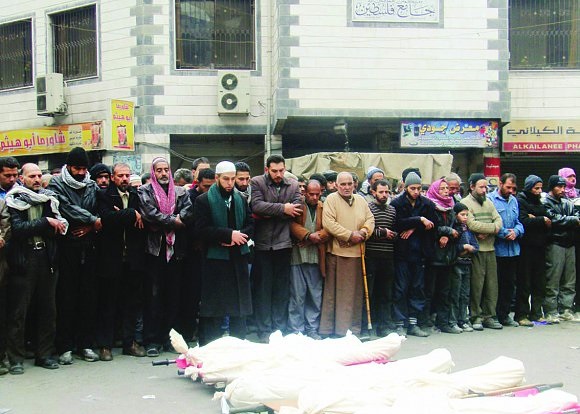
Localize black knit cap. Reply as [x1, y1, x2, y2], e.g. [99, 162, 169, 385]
[89, 163, 111, 180]
[468, 173, 486, 186]
[66, 147, 89, 167]
[547, 175, 566, 190]
[453, 202, 468, 214]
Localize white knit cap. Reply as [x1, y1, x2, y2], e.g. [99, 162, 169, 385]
[215, 161, 236, 174]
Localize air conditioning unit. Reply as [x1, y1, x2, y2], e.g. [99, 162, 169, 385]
[217, 71, 250, 115]
[37, 73, 66, 116]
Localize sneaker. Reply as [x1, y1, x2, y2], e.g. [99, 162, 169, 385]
[35, 357, 60, 370]
[58, 351, 74, 365]
[305, 331, 322, 340]
[146, 345, 160, 357]
[460, 322, 474, 332]
[0, 361, 8, 375]
[407, 324, 429, 337]
[80, 348, 99, 362]
[395, 325, 406, 337]
[482, 318, 503, 330]
[545, 314, 560, 324]
[517, 318, 534, 327]
[440, 324, 463, 334]
[500, 317, 519, 327]
[9, 362, 24, 375]
[559, 309, 575, 321]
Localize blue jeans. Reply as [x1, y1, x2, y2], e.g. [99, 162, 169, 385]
[393, 259, 425, 324]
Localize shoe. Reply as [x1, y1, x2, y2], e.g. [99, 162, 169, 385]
[256, 333, 270, 344]
[517, 318, 534, 327]
[35, 357, 59, 370]
[58, 351, 74, 365]
[440, 324, 463, 334]
[482, 318, 503, 329]
[407, 324, 429, 337]
[163, 342, 179, 354]
[146, 345, 160, 357]
[460, 322, 474, 332]
[80, 348, 99, 362]
[559, 309, 575, 321]
[123, 341, 146, 357]
[9, 362, 24, 375]
[0, 360, 8, 375]
[545, 314, 560, 324]
[395, 325, 406, 337]
[306, 331, 322, 340]
[500, 317, 519, 327]
[98, 348, 113, 362]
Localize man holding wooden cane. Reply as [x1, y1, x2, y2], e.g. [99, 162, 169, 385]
[320, 172, 374, 338]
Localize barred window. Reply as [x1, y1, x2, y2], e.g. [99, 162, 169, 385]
[510, 0, 580, 69]
[175, 0, 255, 70]
[0, 19, 33, 90]
[52, 5, 97, 80]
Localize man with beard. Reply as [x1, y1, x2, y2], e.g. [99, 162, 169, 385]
[6, 163, 68, 374]
[234, 162, 252, 203]
[96, 163, 146, 360]
[138, 157, 193, 356]
[194, 161, 253, 345]
[288, 180, 329, 339]
[461, 173, 502, 331]
[320, 172, 374, 337]
[48, 147, 101, 364]
[488, 173, 524, 327]
[515, 175, 551, 325]
[542, 175, 580, 323]
[90, 163, 111, 190]
[366, 179, 397, 336]
[390, 172, 437, 337]
[361, 167, 385, 203]
[250, 154, 302, 342]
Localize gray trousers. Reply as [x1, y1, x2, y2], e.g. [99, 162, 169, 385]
[288, 264, 323, 334]
[470, 251, 498, 322]
[544, 244, 576, 315]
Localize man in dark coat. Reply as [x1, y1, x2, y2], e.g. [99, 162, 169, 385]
[47, 147, 101, 364]
[96, 163, 147, 360]
[6, 163, 68, 374]
[194, 161, 253, 345]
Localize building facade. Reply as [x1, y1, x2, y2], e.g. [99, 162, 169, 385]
[0, 0, 578, 182]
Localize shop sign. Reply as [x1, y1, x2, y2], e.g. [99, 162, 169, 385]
[0, 121, 103, 157]
[502, 120, 580, 153]
[400, 120, 499, 148]
[110, 99, 135, 151]
[352, 0, 439, 23]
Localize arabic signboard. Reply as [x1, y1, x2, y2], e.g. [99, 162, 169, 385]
[110, 99, 135, 151]
[0, 121, 104, 157]
[352, 0, 439, 23]
[502, 120, 580, 153]
[400, 120, 499, 148]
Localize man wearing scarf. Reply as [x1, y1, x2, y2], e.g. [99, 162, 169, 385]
[138, 157, 193, 356]
[6, 163, 68, 374]
[488, 173, 524, 328]
[390, 172, 436, 337]
[194, 161, 253, 345]
[461, 173, 503, 331]
[48, 147, 101, 364]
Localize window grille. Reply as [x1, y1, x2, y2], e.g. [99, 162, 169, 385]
[175, 0, 255, 70]
[510, 0, 580, 69]
[0, 19, 32, 90]
[52, 5, 97, 80]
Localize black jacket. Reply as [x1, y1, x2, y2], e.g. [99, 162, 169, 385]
[431, 206, 457, 266]
[47, 174, 99, 229]
[97, 184, 146, 273]
[390, 194, 437, 260]
[517, 191, 550, 247]
[542, 194, 579, 248]
[7, 199, 60, 274]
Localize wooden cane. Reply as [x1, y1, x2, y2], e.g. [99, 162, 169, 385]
[361, 243, 372, 331]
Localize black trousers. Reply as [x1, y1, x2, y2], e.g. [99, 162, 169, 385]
[0, 265, 7, 360]
[251, 249, 291, 335]
[177, 251, 202, 341]
[496, 256, 519, 321]
[365, 254, 395, 331]
[143, 253, 182, 347]
[56, 240, 98, 353]
[96, 261, 142, 349]
[199, 317, 246, 346]
[515, 245, 547, 321]
[7, 249, 57, 362]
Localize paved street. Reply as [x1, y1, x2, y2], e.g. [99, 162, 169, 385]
[1, 322, 579, 414]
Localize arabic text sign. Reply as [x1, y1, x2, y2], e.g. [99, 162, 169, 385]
[111, 99, 135, 151]
[0, 122, 104, 157]
[502, 120, 580, 153]
[400, 120, 499, 148]
[353, 0, 439, 23]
